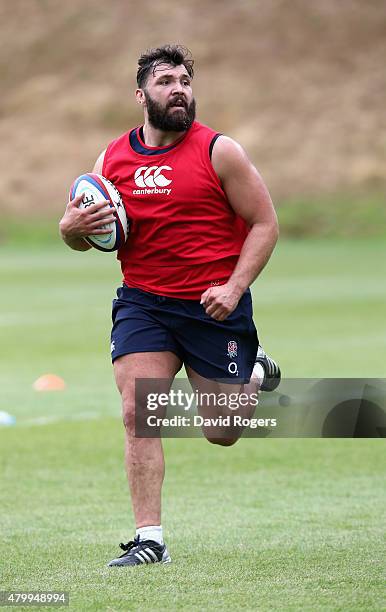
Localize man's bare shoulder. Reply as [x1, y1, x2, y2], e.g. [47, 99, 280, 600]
[93, 149, 106, 174]
[211, 135, 251, 180]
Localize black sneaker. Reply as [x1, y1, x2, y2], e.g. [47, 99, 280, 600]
[255, 345, 281, 392]
[108, 535, 171, 567]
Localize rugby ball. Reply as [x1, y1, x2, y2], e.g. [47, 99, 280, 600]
[69, 173, 128, 251]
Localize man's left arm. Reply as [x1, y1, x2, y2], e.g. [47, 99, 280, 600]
[201, 136, 279, 321]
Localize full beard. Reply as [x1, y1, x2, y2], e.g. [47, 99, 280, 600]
[144, 91, 196, 132]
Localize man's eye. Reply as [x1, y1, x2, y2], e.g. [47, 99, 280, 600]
[183, 80, 190, 86]
[160, 80, 169, 85]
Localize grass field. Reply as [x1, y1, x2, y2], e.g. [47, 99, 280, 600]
[1, 239, 385, 610]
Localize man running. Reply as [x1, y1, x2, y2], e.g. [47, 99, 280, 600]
[59, 44, 280, 567]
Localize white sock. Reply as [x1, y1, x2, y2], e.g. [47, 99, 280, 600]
[136, 525, 163, 545]
[251, 362, 265, 388]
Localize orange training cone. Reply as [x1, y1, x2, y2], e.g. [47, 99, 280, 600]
[33, 374, 66, 391]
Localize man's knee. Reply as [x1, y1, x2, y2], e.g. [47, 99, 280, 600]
[205, 435, 239, 447]
[121, 389, 141, 435]
[122, 394, 160, 437]
[122, 399, 136, 434]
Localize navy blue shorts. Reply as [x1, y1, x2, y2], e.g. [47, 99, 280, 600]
[111, 285, 259, 383]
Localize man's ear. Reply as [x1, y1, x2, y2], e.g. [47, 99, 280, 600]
[136, 89, 145, 106]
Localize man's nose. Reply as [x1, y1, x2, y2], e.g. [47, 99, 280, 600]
[171, 82, 184, 96]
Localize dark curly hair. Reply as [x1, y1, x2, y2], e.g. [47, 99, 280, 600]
[137, 44, 194, 88]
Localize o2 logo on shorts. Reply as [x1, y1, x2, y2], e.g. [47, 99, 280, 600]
[227, 340, 238, 359]
[227, 340, 239, 376]
[228, 362, 239, 376]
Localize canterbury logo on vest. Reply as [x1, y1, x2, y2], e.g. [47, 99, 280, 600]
[133, 165, 172, 196]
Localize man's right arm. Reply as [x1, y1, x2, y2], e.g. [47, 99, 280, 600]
[59, 150, 112, 251]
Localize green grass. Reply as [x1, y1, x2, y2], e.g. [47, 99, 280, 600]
[2, 191, 386, 251]
[1, 239, 385, 610]
[277, 192, 386, 238]
[1, 426, 385, 611]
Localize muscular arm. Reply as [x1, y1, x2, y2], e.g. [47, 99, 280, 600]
[201, 136, 279, 320]
[59, 150, 110, 251]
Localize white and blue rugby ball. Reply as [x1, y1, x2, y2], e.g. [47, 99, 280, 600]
[69, 173, 128, 252]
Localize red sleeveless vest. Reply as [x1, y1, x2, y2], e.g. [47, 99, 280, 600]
[102, 121, 248, 299]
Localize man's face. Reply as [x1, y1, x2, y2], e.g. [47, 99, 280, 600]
[140, 63, 196, 131]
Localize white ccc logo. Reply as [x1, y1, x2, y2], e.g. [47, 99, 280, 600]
[134, 166, 172, 188]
